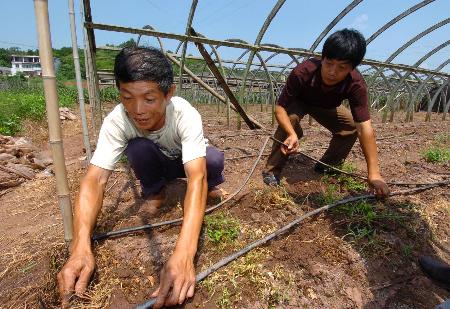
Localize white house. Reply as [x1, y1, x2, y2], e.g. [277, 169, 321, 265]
[11, 55, 42, 76]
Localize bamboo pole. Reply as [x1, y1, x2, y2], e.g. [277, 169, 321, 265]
[68, 0, 91, 161]
[80, 0, 97, 141]
[82, 0, 102, 137]
[33, 0, 73, 241]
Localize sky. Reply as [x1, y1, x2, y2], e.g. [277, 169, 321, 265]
[1, 0, 449, 73]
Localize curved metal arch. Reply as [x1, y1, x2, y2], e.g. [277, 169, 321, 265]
[136, 24, 165, 52]
[238, 0, 286, 123]
[367, 19, 449, 91]
[278, 0, 363, 77]
[178, 0, 199, 86]
[365, 66, 395, 108]
[371, 67, 414, 110]
[309, 0, 363, 51]
[252, 51, 277, 121]
[414, 40, 450, 67]
[426, 77, 449, 120]
[386, 18, 449, 62]
[386, 40, 450, 100]
[244, 43, 300, 81]
[411, 59, 450, 110]
[366, 0, 435, 45]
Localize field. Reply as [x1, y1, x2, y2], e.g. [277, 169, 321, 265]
[0, 102, 449, 309]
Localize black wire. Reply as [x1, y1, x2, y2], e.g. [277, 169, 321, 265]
[92, 137, 270, 241]
[269, 136, 449, 186]
[135, 178, 450, 309]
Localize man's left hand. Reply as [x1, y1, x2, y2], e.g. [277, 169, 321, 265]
[151, 251, 196, 308]
[368, 174, 390, 198]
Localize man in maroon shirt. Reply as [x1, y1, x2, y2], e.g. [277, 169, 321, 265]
[263, 29, 389, 197]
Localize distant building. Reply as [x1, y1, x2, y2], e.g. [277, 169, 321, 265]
[11, 55, 42, 76]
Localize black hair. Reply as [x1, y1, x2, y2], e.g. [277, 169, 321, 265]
[114, 46, 173, 95]
[322, 28, 366, 68]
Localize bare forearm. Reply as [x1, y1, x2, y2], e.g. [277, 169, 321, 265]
[275, 105, 296, 136]
[356, 122, 380, 176]
[72, 180, 105, 249]
[175, 176, 207, 257]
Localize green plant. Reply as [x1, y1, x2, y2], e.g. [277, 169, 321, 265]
[205, 213, 240, 245]
[422, 147, 450, 163]
[217, 287, 232, 309]
[100, 86, 120, 103]
[0, 83, 77, 135]
[312, 182, 340, 206]
[401, 244, 413, 257]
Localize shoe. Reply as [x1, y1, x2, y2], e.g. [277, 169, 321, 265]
[262, 173, 280, 186]
[208, 187, 229, 199]
[314, 162, 339, 175]
[314, 162, 327, 174]
[419, 256, 450, 291]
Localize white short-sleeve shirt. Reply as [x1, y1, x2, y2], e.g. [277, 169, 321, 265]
[90, 96, 206, 171]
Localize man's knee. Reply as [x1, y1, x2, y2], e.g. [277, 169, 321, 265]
[125, 137, 158, 161]
[287, 114, 304, 139]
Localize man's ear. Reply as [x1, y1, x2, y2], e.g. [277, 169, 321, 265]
[165, 84, 176, 100]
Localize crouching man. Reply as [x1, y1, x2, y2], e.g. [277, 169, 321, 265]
[57, 46, 225, 308]
[263, 29, 389, 197]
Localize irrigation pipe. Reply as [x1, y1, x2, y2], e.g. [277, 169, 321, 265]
[270, 136, 449, 186]
[92, 137, 270, 241]
[95, 133, 447, 241]
[135, 178, 450, 309]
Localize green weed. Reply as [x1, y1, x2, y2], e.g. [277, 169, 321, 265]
[401, 244, 413, 257]
[312, 182, 340, 206]
[217, 287, 232, 309]
[99, 86, 119, 103]
[422, 147, 450, 163]
[0, 82, 78, 135]
[205, 213, 240, 245]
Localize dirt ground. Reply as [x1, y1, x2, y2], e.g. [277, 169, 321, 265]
[0, 102, 449, 309]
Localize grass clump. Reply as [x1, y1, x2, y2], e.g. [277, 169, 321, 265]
[253, 185, 296, 211]
[0, 77, 78, 135]
[201, 249, 293, 308]
[336, 162, 366, 192]
[205, 213, 240, 245]
[311, 181, 340, 206]
[422, 147, 450, 163]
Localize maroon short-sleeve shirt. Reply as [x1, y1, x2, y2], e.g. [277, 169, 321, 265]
[277, 58, 370, 122]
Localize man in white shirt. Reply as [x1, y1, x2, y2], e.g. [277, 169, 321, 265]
[57, 46, 225, 308]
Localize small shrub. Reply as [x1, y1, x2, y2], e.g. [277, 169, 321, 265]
[312, 182, 340, 206]
[100, 86, 119, 103]
[422, 147, 450, 163]
[205, 213, 240, 245]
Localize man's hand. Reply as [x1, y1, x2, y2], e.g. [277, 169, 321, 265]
[281, 134, 299, 155]
[57, 249, 95, 308]
[151, 251, 196, 308]
[368, 174, 390, 198]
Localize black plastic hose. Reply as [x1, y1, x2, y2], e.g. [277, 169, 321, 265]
[135, 178, 450, 309]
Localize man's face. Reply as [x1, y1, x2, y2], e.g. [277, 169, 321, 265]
[320, 57, 353, 86]
[119, 81, 174, 131]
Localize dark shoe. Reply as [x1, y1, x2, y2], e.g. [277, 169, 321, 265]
[262, 173, 280, 186]
[419, 256, 450, 291]
[314, 162, 327, 174]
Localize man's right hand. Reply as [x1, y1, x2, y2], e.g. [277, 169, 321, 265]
[281, 134, 299, 155]
[57, 249, 95, 308]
